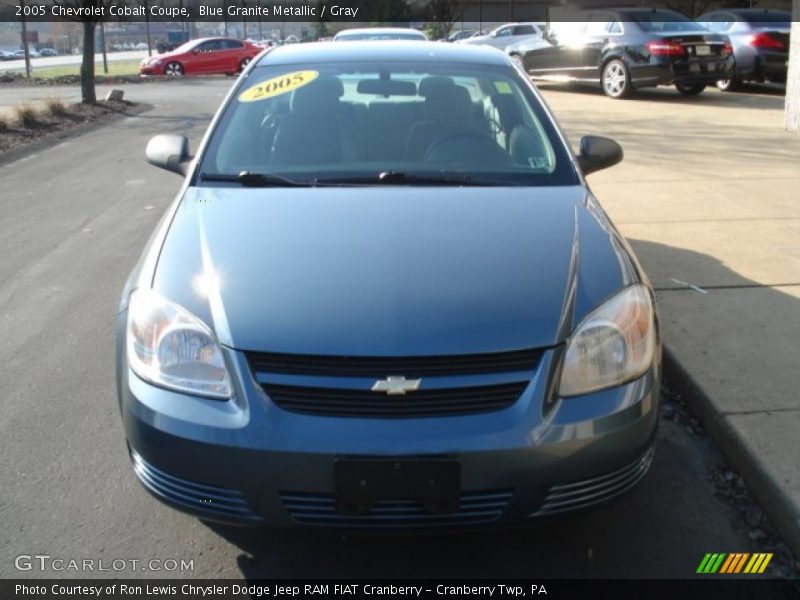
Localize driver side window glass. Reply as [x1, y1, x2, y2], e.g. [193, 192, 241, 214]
[496, 27, 513, 37]
[198, 41, 221, 53]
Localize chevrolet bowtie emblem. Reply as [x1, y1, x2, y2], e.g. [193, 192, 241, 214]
[371, 376, 421, 395]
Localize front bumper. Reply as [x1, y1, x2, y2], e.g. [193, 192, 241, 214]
[118, 338, 661, 530]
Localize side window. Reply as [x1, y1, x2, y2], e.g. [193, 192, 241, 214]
[513, 25, 536, 35]
[495, 27, 513, 38]
[585, 21, 612, 36]
[608, 21, 622, 34]
[197, 40, 222, 53]
[223, 40, 244, 50]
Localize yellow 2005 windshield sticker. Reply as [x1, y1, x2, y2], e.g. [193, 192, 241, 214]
[238, 70, 319, 102]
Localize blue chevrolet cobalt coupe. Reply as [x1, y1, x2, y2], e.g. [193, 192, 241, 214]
[117, 41, 660, 529]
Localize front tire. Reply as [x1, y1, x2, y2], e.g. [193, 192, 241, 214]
[675, 82, 706, 96]
[601, 59, 633, 99]
[164, 62, 183, 77]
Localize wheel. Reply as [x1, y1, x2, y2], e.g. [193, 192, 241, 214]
[601, 60, 633, 99]
[675, 82, 706, 96]
[164, 62, 183, 77]
[716, 78, 740, 92]
[238, 57, 252, 73]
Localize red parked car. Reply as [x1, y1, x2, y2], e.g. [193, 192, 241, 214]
[140, 37, 262, 77]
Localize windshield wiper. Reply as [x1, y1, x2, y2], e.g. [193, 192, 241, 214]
[315, 171, 499, 186]
[199, 171, 312, 187]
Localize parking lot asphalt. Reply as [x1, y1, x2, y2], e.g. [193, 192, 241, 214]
[542, 82, 800, 559]
[0, 78, 797, 585]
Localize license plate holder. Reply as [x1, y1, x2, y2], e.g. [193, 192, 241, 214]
[334, 459, 461, 515]
[695, 45, 711, 56]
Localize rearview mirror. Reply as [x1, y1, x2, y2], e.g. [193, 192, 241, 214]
[145, 134, 192, 176]
[357, 79, 417, 96]
[576, 135, 623, 175]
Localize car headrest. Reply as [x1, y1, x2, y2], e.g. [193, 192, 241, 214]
[290, 76, 344, 116]
[424, 84, 473, 121]
[418, 76, 456, 97]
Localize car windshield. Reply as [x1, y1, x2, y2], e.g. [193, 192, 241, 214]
[172, 39, 200, 53]
[198, 61, 575, 187]
[628, 11, 709, 32]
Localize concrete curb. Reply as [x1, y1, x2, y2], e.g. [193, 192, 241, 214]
[0, 102, 152, 168]
[663, 347, 800, 558]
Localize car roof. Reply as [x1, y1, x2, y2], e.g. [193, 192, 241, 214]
[191, 36, 241, 43]
[254, 41, 511, 67]
[700, 8, 791, 20]
[335, 27, 426, 36]
[591, 7, 687, 18]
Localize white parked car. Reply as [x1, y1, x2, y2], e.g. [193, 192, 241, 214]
[333, 27, 428, 42]
[458, 23, 544, 50]
[135, 42, 149, 51]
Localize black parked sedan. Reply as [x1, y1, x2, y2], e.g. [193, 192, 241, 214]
[511, 9, 734, 99]
[696, 9, 791, 91]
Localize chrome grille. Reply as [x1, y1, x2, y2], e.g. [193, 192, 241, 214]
[130, 450, 261, 522]
[281, 490, 513, 528]
[530, 446, 655, 517]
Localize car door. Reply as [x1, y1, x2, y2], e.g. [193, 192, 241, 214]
[506, 24, 540, 48]
[220, 39, 245, 73]
[524, 22, 586, 77]
[580, 16, 624, 81]
[190, 40, 224, 74]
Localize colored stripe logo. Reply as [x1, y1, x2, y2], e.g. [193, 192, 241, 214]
[697, 553, 773, 574]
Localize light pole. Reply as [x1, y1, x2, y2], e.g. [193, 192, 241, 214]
[100, 22, 108, 74]
[20, 0, 31, 78]
[257, 0, 263, 40]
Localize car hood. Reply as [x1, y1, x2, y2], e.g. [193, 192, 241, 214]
[152, 186, 638, 355]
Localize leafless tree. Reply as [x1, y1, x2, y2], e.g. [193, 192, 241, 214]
[428, 0, 466, 39]
[52, 0, 117, 103]
[662, 0, 715, 18]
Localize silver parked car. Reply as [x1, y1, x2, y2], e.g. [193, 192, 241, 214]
[333, 27, 429, 42]
[458, 22, 544, 50]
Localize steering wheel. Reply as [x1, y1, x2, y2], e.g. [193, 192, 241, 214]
[424, 133, 512, 168]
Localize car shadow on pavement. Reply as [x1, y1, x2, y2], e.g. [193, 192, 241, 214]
[537, 81, 786, 109]
[199, 240, 798, 590]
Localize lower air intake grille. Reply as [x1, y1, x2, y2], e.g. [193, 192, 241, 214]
[131, 450, 261, 522]
[280, 490, 513, 528]
[530, 446, 655, 517]
[264, 382, 527, 418]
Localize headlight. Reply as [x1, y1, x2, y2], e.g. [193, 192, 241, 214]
[558, 284, 656, 397]
[126, 289, 232, 399]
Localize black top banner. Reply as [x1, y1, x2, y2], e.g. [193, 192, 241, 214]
[0, 0, 795, 24]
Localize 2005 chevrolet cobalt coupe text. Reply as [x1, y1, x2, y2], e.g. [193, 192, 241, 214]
[117, 42, 661, 529]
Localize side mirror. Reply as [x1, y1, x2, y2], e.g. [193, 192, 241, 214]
[145, 134, 192, 176]
[577, 135, 623, 175]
